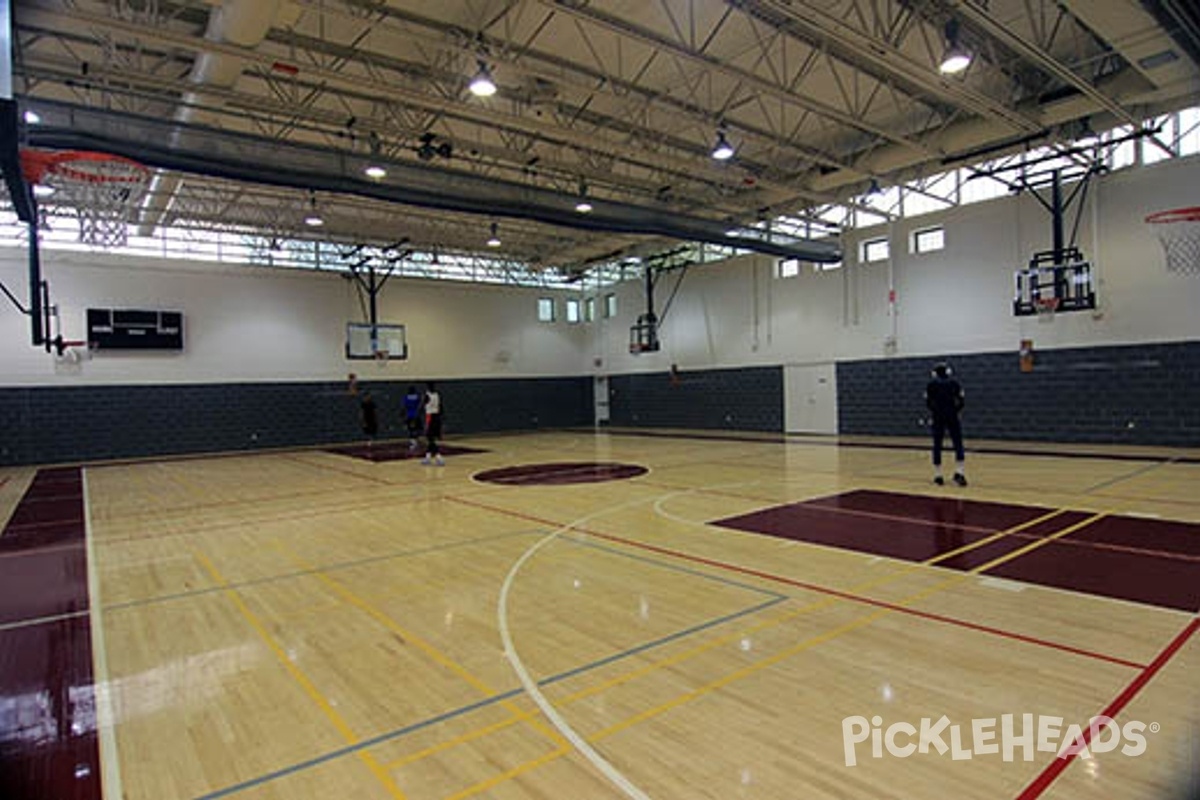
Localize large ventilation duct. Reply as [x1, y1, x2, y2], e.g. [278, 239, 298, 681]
[137, 0, 284, 237]
[29, 101, 843, 264]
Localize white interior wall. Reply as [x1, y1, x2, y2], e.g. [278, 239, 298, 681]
[0, 251, 588, 385]
[3, 156, 1197, 387]
[590, 155, 1200, 373]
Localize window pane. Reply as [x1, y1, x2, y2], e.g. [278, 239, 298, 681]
[566, 299, 581, 323]
[778, 258, 801, 278]
[605, 293, 617, 318]
[861, 238, 889, 262]
[537, 297, 555, 322]
[912, 227, 945, 253]
[585, 297, 596, 321]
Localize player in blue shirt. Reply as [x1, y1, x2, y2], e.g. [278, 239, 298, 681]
[403, 385, 423, 449]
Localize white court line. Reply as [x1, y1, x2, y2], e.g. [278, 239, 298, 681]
[497, 472, 821, 798]
[497, 494, 657, 800]
[84, 469, 124, 800]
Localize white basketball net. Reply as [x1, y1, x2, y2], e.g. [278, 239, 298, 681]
[1147, 208, 1200, 277]
[42, 155, 151, 248]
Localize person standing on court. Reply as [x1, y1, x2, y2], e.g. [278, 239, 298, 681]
[403, 385, 423, 450]
[925, 362, 967, 486]
[359, 390, 379, 449]
[422, 381, 444, 466]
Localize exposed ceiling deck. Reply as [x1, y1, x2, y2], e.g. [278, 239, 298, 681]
[7, 0, 1200, 274]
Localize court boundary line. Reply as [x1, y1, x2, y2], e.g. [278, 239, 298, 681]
[497, 494, 665, 800]
[451, 496, 1147, 670]
[103, 529, 544, 616]
[1013, 616, 1200, 800]
[83, 468, 124, 800]
[192, 595, 783, 799]
[193, 549, 409, 799]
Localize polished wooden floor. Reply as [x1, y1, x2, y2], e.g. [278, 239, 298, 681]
[3, 430, 1199, 800]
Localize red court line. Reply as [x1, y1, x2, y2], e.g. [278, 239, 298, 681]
[1006, 531, 1200, 564]
[448, 496, 1148, 670]
[1014, 617, 1199, 800]
[637, 480, 1029, 535]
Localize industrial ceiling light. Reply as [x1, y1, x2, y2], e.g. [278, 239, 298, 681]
[469, 61, 497, 97]
[304, 191, 324, 227]
[711, 131, 735, 161]
[939, 19, 972, 74]
[364, 133, 387, 179]
[486, 222, 501, 247]
[23, 110, 41, 125]
[574, 180, 593, 213]
[32, 184, 55, 198]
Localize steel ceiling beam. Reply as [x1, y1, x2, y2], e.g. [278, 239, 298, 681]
[25, 100, 842, 262]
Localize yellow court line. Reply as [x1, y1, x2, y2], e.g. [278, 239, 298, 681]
[408, 507, 1071, 781]
[433, 508, 1109, 798]
[442, 745, 571, 800]
[591, 511, 1111, 743]
[271, 542, 570, 760]
[193, 550, 408, 800]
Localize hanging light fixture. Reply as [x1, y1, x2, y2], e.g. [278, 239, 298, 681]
[574, 179, 593, 213]
[486, 222, 501, 247]
[469, 61, 497, 97]
[304, 191, 324, 227]
[363, 132, 387, 179]
[939, 19, 972, 74]
[23, 110, 41, 125]
[711, 130, 735, 161]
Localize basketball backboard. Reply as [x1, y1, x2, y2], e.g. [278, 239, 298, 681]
[346, 322, 407, 360]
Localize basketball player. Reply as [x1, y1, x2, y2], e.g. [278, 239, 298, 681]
[925, 362, 967, 486]
[403, 385, 423, 449]
[360, 390, 379, 448]
[421, 382, 444, 466]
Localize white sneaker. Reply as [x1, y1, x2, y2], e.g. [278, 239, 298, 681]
[421, 455, 431, 465]
[435, 456, 445, 466]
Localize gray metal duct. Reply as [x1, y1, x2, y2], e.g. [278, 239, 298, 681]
[137, 0, 283, 237]
[29, 100, 842, 263]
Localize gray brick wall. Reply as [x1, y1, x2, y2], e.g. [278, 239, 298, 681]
[837, 341, 1200, 446]
[609, 366, 782, 431]
[0, 376, 591, 466]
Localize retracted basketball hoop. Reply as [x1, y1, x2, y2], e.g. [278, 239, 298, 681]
[20, 149, 151, 247]
[1145, 207, 1200, 277]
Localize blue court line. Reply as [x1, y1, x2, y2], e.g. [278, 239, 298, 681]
[104, 529, 543, 614]
[559, 534, 785, 599]
[1083, 457, 1176, 494]
[194, 595, 785, 799]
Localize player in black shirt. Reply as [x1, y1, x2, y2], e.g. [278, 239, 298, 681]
[925, 363, 967, 486]
[360, 391, 379, 448]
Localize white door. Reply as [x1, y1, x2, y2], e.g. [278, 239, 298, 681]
[784, 363, 838, 434]
[594, 375, 610, 426]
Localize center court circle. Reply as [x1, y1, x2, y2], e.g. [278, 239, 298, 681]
[473, 462, 648, 486]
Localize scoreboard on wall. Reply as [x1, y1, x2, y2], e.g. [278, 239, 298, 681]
[87, 309, 184, 351]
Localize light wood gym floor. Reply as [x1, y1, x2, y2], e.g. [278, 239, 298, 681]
[2, 430, 1198, 800]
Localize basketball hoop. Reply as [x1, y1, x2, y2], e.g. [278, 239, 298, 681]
[1145, 207, 1200, 276]
[20, 149, 151, 247]
[1034, 296, 1060, 323]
